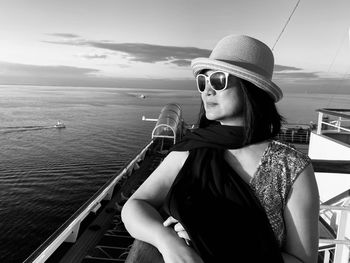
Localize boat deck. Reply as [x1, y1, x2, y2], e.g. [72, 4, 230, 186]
[46, 139, 169, 263]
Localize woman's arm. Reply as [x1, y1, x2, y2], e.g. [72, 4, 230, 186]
[282, 164, 320, 263]
[121, 151, 184, 243]
[121, 151, 203, 262]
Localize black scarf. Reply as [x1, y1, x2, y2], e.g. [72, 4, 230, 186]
[165, 125, 284, 262]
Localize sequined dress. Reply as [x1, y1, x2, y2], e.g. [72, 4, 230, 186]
[249, 140, 311, 247]
[164, 137, 311, 262]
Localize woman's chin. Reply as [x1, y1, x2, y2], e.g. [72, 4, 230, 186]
[206, 113, 219, 121]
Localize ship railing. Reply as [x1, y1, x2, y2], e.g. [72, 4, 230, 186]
[276, 123, 313, 144]
[276, 131, 310, 143]
[312, 159, 350, 263]
[319, 195, 350, 263]
[320, 189, 350, 224]
[316, 109, 350, 135]
[23, 140, 154, 263]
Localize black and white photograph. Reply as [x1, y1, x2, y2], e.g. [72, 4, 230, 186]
[0, 1, 350, 262]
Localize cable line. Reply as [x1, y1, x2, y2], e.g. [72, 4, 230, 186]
[326, 27, 350, 107]
[272, 0, 301, 51]
[327, 29, 348, 73]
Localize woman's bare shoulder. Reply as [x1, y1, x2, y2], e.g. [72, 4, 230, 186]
[165, 151, 189, 169]
[125, 150, 190, 205]
[168, 150, 189, 158]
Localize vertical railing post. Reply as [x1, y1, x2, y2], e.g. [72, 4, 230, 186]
[337, 117, 342, 132]
[65, 223, 81, 243]
[317, 112, 323, 134]
[323, 250, 330, 263]
[333, 209, 350, 262]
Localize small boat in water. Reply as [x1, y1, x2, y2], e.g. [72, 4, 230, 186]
[23, 104, 350, 263]
[54, 121, 66, 129]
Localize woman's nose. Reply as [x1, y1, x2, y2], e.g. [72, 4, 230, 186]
[203, 80, 216, 96]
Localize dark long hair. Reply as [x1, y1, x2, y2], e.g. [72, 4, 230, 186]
[197, 78, 285, 145]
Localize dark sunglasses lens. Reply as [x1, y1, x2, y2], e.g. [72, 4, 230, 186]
[210, 72, 227, 91]
[196, 75, 206, 92]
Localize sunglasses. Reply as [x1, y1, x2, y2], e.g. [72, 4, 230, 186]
[195, 71, 230, 93]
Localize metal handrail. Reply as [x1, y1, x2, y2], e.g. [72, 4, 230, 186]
[312, 160, 350, 174]
[318, 198, 350, 263]
[320, 121, 350, 133]
[319, 239, 350, 246]
[23, 140, 154, 263]
[322, 189, 350, 206]
[316, 109, 350, 135]
[321, 205, 350, 211]
[317, 108, 350, 119]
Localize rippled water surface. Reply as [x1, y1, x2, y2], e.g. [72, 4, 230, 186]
[0, 85, 200, 262]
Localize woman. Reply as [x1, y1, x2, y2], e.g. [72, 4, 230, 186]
[121, 35, 319, 263]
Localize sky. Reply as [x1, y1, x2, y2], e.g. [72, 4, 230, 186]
[0, 0, 350, 93]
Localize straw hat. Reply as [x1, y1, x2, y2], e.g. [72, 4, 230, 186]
[191, 35, 283, 102]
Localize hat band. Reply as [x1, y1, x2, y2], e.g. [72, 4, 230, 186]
[217, 59, 272, 80]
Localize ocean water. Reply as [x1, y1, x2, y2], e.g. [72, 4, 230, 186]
[1, 85, 350, 262]
[0, 85, 201, 263]
[277, 92, 350, 124]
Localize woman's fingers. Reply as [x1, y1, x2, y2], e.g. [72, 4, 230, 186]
[173, 222, 184, 231]
[176, 230, 190, 240]
[174, 223, 190, 242]
[163, 217, 191, 243]
[163, 216, 178, 227]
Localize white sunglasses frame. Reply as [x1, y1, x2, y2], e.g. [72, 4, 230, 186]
[195, 71, 230, 93]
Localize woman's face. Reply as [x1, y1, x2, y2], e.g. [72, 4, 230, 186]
[200, 70, 244, 126]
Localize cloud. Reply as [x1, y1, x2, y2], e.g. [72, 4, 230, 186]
[116, 63, 131, 68]
[168, 59, 192, 67]
[85, 41, 211, 67]
[0, 61, 98, 78]
[10, 33, 350, 93]
[44, 36, 210, 67]
[79, 53, 108, 59]
[48, 33, 81, 38]
[274, 71, 320, 79]
[273, 64, 322, 81]
[2, 59, 350, 94]
[276, 76, 350, 94]
[270, 64, 350, 93]
[0, 60, 196, 88]
[274, 65, 302, 72]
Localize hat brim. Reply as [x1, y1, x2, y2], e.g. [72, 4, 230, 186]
[191, 58, 283, 102]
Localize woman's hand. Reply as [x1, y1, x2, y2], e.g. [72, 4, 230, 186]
[160, 216, 202, 263]
[163, 216, 191, 245]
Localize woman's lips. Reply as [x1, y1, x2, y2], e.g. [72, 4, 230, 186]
[206, 102, 218, 108]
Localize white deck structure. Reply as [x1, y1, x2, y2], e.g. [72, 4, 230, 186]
[151, 103, 183, 145]
[309, 109, 350, 263]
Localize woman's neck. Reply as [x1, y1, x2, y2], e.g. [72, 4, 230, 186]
[219, 118, 244, 126]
